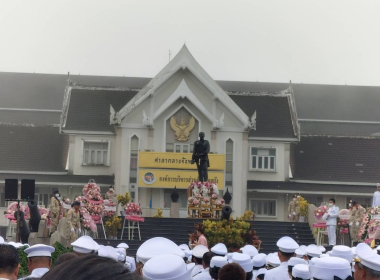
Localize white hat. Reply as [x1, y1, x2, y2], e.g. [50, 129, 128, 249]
[310, 257, 351, 280]
[252, 253, 267, 268]
[276, 236, 299, 253]
[320, 254, 329, 258]
[98, 245, 118, 261]
[318, 246, 326, 253]
[115, 248, 126, 261]
[329, 245, 354, 262]
[242, 245, 258, 258]
[266, 253, 280, 268]
[356, 243, 380, 272]
[136, 237, 185, 264]
[295, 247, 307, 258]
[117, 242, 129, 249]
[192, 245, 209, 258]
[288, 257, 308, 267]
[376, 245, 380, 252]
[292, 264, 311, 280]
[24, 244, 55, 258]
[143, 254, 195, 280]
[231, 253, 254, 273]
[210, 256, 228, 268]
[179, 244, 190, 251]
[71, 236, 100, 254]
[0, 236, 4, 244]
[227, 252, 239, 261]
[211, 243, 228, 256]
[306, 244, 322, 258]
[184, 250, 192, 260]
[257, 268, 267, 277]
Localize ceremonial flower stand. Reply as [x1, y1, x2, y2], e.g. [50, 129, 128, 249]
[313, 223, 327, 246]
[121, 215, 144, 241]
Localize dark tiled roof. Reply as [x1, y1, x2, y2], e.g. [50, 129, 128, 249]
[299, 121, 380, 137]
[0, 110, 61, 125]
[0, 173, 114, 185]
[230, 95, 296, 138]
[0, 124, 69, 172]
[247, 180, 375, 194]
[63, 88, 137, 132]
[291, 136, 380, 183]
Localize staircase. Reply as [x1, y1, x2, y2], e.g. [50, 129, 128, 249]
[95, 218, 315, 256]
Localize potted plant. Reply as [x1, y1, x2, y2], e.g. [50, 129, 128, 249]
[105, 215, 122, 239]
[117, 192, 131, 216]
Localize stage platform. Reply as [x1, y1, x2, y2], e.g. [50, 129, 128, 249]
[95, 217, 315, 255]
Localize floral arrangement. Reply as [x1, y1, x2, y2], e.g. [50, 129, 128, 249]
[152, 208, 164, 218]
[87, 188, 103, 201]
[368, 219, 380, 240]
[212, 194, 218, 199]
[82, 182, 104, 224]
[298, 197, 309, 217]
[63, 197, 71, 205]
[204, 197, 210, 203]
[215, 198, 225, 207]
[195, 194, 202, 199]
[187, 181, 219, 196]
[358, 213, 370, 241]
[79, 208, 97, 232]
[75, 196, 87, 204]
[192, 199, 200, 206]
[314, 205, 328, 222]
[117, 192, 131, 207]
[86, 203, 105, 215]
[368, 206, 380, 215]
[38, 206, 49, 219]
[338, 209, 350, 229]
[338, 219, 350, 227]
[188, 197, 194, 203]
[105, 216, 122, 238]
[83, 182, 100, 196]
[4, 202, 29, 221]
[103, 200, 116, 218]
[125, 202, 142, 215]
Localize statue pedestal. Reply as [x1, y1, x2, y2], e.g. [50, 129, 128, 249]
[170, 203, 179, 218]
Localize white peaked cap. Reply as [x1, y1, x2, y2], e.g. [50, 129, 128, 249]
[231, 253, 254, 273]
[257, 268, 267, 276]
[356, 243, 380, 272]
[227, 252, 239, 261]
[292, 264, 312, 280]
[210, 256, 228, 268]
[117, 242, 129, 249]
[320, 254, 329, 258]
[318, 246, 326, 253]
[0, 236, 4, 244]
[306, 244, 322, 258]
[192, 245, 209, 258]
[98, 246, 118, 261]
[71, 236, 100, 253]
[143, 254, 195, 280]
[179, 244, 190, 251]
[242, 245, 259, 258]
[136, 237, 185, 264]
[329, 245, 354, 262]
[24, 244, 55, 258]
[277, 236, 299, 253]
[252, 253, 267, 268]
[184, 250, 192, 260]
[295, 247, 307, 258]
[310, 257, 351, 280]
[288, 257, 308, 267]
[266, 253, 280, 267]
[211, 243, 228, 256]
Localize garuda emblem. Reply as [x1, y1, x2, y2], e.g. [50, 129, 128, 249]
[170, 116, 195, 141]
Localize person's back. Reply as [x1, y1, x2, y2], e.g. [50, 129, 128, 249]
[0, 244, 20, 280]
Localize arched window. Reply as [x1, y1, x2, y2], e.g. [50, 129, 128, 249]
[225, 139, 233, 189]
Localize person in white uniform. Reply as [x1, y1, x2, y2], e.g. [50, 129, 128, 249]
[192, 245, 210, 277]
[373, 183, 380, 207]
[193, 252, 213, 280]
[354, 243, 380, 280]
[310, 256, 351, 280]
[325, 198, 340, 246]
[264, 236, 299, 280]
[22, 244, 55, 279]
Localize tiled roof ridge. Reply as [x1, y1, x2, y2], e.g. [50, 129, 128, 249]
[68, 81, 140, 92]
[0, 122, 60, 128]
[300, 134, 380, 139]
[226, 91, 288, 96]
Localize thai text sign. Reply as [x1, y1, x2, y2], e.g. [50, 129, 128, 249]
[138, 152, 225, 170]
[138, 169, 224, 189]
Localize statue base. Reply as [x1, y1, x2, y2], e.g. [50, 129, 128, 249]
[170, 203, 180, 218]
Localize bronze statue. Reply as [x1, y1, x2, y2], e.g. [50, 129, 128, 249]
[191, 132, 210, 182]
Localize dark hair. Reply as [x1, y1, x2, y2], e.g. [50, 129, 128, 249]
[41, 255, 140, 280]
[193, 256, 203, 265]
[0, 244, 19, 274]
[257, 273, 265, 280]
[202, 252, 213, 267]
[329, 198, 335, 203]
[72, 201, 80, 206]
[279, 251, 295, 260]
[219, 263, 246, 280]
[197, 228, 205, 235]
[210, 266, 222, 280]
[54, 253, 78, 266]
[253, 265, 266, 270]
[53, 190, 59, 194]
[352, 200, 357, 206]
[246, 271, 253, 280]
[288, 265, 294, 275]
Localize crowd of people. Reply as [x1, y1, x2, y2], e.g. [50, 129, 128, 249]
[1, 232, 380, 280]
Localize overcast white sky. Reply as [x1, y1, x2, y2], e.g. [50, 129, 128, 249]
[0, 0, 379, 86]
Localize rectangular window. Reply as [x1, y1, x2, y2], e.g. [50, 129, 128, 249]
[83, 141, 110, 165]
[251, 199, 276, 217]
[250, 148, 276, 171]
[167, 143, 191, 153]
